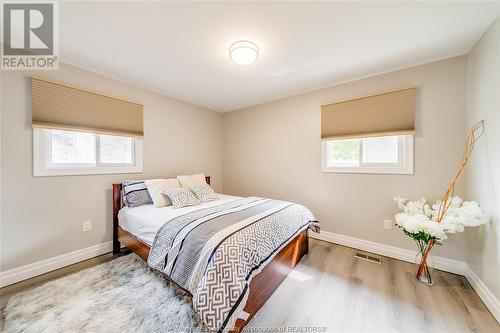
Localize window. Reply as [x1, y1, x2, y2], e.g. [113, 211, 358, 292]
[98, 135, 133, 164]
[34, 128, 143, 176]
[321, 135, 413, 174]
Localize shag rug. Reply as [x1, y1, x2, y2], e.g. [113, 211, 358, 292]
[3, 254, 207, 333]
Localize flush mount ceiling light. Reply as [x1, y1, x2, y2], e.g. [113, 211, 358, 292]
[229, 40, 259, 65]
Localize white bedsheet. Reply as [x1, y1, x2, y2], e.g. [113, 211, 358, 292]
[118, 194, 240, 246]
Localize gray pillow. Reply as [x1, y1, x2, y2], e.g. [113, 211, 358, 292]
[162, 188, 200, 209]
[122, 180, 153, 208]
[189, 184, 219, 203]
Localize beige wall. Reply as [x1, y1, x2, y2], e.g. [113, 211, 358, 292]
[465, 17, 500, 299]
[223, 56, 469, 260]
[0, 63, 223, 271]
[1, 51, 490, 273]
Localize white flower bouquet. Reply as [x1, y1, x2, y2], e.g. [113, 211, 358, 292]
[393, 120, 488, 284]
[393, 196, 488, 284]
[394, 196, 489, 243]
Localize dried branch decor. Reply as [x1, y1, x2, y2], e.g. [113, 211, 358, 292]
[394, 120, 488, 284]
[437, 119, 486, 221]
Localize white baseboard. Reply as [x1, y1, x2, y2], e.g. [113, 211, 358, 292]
[310, 230, 499, 323]
[310, 231, 467, 275]
[0, 241, 113, 288]
[464, 265, 500, 323]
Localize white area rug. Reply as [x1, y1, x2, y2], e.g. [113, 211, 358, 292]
[3, 254, 206, 333]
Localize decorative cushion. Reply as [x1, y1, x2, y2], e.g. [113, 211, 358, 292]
[189, 184, 219, 203]
[162, 187, 201, 209]
[144, 179, 181, 208]
[177, 173, 206, 187]
[122, 180, 153, 208]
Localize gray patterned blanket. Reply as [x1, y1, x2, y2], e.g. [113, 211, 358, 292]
[148, 197, 319, 332]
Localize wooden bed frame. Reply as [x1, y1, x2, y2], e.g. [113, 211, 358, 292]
[112, 176, 309, 332]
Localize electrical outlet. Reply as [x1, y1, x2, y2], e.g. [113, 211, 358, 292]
[82, 220, 92, 232]
[384, 219, 393, 230]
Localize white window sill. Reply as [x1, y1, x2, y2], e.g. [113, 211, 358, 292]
[33, 166, 143, 177]
[321, 165, 413, 175]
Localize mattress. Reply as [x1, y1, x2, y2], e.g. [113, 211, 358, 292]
[117, 194, 240, 246]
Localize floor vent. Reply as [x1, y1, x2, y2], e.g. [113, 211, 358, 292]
[354, 252, 382, 264]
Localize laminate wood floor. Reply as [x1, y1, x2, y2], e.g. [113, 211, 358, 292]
[0, 239, 498, 333]
[248, 239, 499, 333]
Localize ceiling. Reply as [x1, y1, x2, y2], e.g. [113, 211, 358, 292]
[59, 2, 500, 112]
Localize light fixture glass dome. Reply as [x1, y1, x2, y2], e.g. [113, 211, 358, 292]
[229, 40, 259, 65]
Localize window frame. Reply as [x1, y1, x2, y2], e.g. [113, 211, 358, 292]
[33, 128, 143, 176]
[321, 134, 414, 175]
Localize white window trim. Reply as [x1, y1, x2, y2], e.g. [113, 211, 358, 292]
[33, 128, 143, 176]
[321, 135, 414, 175]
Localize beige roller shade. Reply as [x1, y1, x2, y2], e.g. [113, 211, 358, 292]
[32, 77, 144, 138]
[321, 88, 416, 140]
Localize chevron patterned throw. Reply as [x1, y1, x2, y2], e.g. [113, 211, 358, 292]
[148, 197, 320, 332]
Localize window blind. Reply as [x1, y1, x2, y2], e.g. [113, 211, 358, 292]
[31, 77, 144, 138]
[321, 88, 416, 140]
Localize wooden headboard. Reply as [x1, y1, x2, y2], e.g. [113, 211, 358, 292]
[112, 176, 211, 253]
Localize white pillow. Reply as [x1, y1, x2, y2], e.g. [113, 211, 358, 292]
[177, 173, 206, 187]
[189, 184, 219, 203]
[144, 178, 181, 208]
[162, 188, 201, 209]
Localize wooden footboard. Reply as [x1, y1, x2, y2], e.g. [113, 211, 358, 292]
[112, 178, 309, 332]
[232, 229, 308, 332]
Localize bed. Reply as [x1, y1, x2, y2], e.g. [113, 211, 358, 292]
[112, 176, 319, 332]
